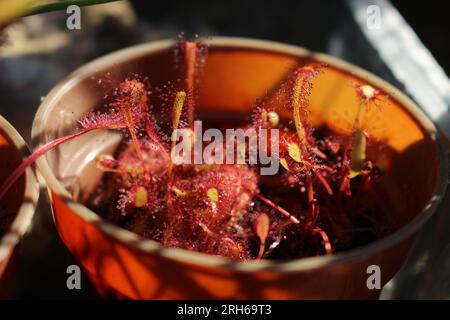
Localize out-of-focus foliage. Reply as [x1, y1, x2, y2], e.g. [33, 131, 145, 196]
[0, 0, 44, 24]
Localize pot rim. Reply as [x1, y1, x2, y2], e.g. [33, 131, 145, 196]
[32, 37, 448, 273]
[0, 115, 39, 265]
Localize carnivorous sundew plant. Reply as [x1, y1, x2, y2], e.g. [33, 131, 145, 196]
[0, 38, 392, 260]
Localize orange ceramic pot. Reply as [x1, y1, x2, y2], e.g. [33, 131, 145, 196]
[0, 115, 39, 296]
[32, 38, 448, 299]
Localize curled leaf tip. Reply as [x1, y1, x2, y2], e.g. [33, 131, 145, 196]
[255, 213, 270, 259]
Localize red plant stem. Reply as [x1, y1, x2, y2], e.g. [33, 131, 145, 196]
[120, 107, 144, 162]
[130, 129, 144, 162]
[256, 243, 265, 260]
[146, 121, 169, 159]
[0, 129, 93, 201]
[256, 193, 300, 224]
[354, 101, 365, 130]
[306, 176, 315, 217]
[316, 171, 333, 195]
[312, 147, 327, 160]
[339, 152, 352, 197]
[311, 227, 332, 254]
[185, 42, 197, 129]
[291, 69, 318, 218]
[171, 91, 187, 152]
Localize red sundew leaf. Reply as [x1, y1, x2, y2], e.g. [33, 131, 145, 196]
[79, 79, 149, 132]
[255, 213, 270, 259]
[255, 213, 270, 243]
[172, 91, 186, 132]
[313, 164, 334, 173]
[285, 65, 331, 220]
[0, 77, 151, 204]
[177, 39, 208, 129]
[170, 90, 187, 158]
[349, 83, 388, 176]
[146, 120, 169, 158]
[115, 79, 149, 162]
[290, 65, 323, 157]
[78, 110, 127, 131]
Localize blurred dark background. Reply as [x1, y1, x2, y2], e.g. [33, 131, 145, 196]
[390, 0, 450, 76]
[131, 0, 450, 76]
